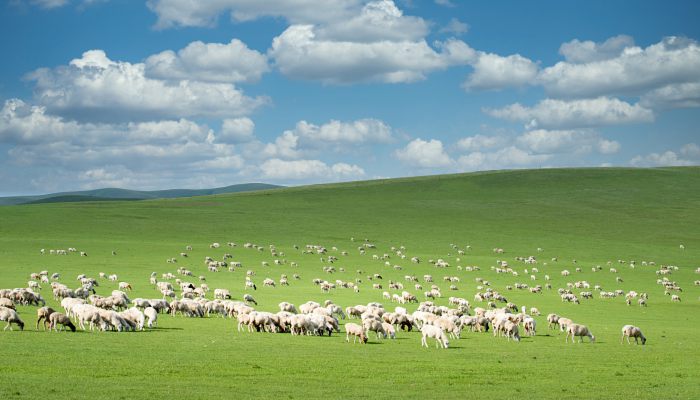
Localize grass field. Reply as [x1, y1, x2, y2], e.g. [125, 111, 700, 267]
[1, 167, 699, 399]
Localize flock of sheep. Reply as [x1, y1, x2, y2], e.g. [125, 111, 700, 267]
[1, 239, 693, 351]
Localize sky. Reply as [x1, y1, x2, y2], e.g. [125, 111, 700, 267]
[0, 0, 699, 195]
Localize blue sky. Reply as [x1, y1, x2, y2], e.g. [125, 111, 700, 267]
[0, 0, 699, 195]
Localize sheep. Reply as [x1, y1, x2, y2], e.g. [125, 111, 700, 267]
[420, 324, 449, 349]
[546, 313, 560, 329]
[0, 298, 14, 309]
[144, 307, 158, 328]
[36, 306, 55, 330]
[558, 317, 573, 333]
[0, 306, 24, 331]
[278, 302, 297, 314]
[345, 323, 368, 344]
[382, 322, 396, 339]
[504, 320, 521, 342]
[565, 323, 595, 343]
[120, 307, 145, 331]
[243, 294, 258, 306]
[671, 295, 681, 302]
[363, 318, 387, 339]
[621, 325, 646, 345]
[49, 312, 76, 332]
[523, 316, 536, 336]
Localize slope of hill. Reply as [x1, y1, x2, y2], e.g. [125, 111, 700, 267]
[0, 167, 698, 400]
[0, 183, 282, 205]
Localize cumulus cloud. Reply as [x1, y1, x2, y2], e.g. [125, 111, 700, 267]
[316, 0, 429, 42]
[485, 97, 654, 129]
[262, 131, 302, 160]
[439, 18, 468, 35]
[559, 35, 635, 64]
[259, 158, 365, 180]
[145, 39, 269, 84]
[270, 25, 475, 84]
[218, 118, 255, 143]
[516, 129, 620, 155]
[0, 98, 260, 193]
[27, 50, 267, 122]
[395, 138, 453, 168]
[455, 134, 505, 152]
[463, 52, 539, 90]
[640, 82, 700, 109]
[456, 146, 550, 171]
[630, 145, 700, 167]
[540, 36, 700, 98]
[146, 0, 362, 29]
[30, 0, 69, 8]
[292, 118, 393, 143]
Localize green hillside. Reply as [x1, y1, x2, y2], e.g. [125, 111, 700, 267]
[0, 167, 698, 400]
[0, 182, 282, 205]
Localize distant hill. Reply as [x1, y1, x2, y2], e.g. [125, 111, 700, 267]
[0, 183, 282, 206]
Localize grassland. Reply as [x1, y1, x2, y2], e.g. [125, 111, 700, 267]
[0, 167, 699, 399]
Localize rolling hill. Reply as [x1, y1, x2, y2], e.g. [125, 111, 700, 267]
[0, 183, 282, 206]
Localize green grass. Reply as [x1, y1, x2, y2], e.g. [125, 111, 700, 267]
[0, 167, 699, 399]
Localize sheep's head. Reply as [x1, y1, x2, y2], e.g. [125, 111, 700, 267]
[18, 320, 25, 331]
[641, 336, 646, 345]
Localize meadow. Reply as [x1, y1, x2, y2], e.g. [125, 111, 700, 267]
[0, 167, 698, 399]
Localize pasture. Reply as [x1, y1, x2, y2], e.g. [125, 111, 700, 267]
[0, 167, 699, 399]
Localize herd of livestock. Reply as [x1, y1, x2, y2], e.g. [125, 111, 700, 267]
[1, 239, 695, 349]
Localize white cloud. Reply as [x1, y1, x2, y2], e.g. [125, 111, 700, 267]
[486, 97, 654, 129]
[395, 138, 453, 168]
[270, 25, 475, 84]
[439, 18, 468, 35]
[640, 82, 700, 109]
[457, 146, 550, 171]
[0, 98, 259, 193]
[263, 131, 302, 159]
[559, 35, 635, 64]
[27, 50, 267, 122]
[540, 36, 700, 98]
[630, 151, 697, 167]
[516, 129, 620, 155]
[31, 0, 69, 9]
[218, 118, 255, 143]
[259, 158, 365, 180]
[146, 0, 362, 29]
[316, 1, 429, 43]
[145, 39, 269, 84]
[293, 118, 393, 143]
[680, 143, 700, 158]
[434, 0, 454, 6]
[463, 52, 539, 90]
[456, 134, 505, 152]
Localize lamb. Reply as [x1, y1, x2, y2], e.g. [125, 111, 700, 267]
[243, 294, 258, 305]
[345, 323, 368, 344]
[144, 307, 158, 328]
[565, 323, 595, 343]
[621, 325, 646, 345]
[49, 312, 76, 332]
[36, 306, 55, 330]
[0, 306, 24, 330]
[118, 282, 133, 291]
[420, 324, 449, 349]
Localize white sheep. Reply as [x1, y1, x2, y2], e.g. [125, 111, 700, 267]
[0, 306, 25, 330]
[345, 323, 367, 343]
[621, 325, 646, 345]
[565, 323, 595, 343]
[420, 324, 449, 349]
[144, 307, 158, 328]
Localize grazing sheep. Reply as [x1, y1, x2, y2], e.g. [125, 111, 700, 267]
[0, 306, 24, 331]
[0, 298, 14, 309]
[382, 322, 396, 339]
[504, 320, 521, 342]
[36, 306, 55, 330]
[144, 307, 158, 328]
[243, 294, 258, 306]
[621, 325, 646, 345]
[278, 302, 298, 314]
[565, 323, 595, 343]
[49, 312, 76, 332]
[420, 324, 449, 349]
[671, 295, 681, 302]
[345, 323, 368, 344]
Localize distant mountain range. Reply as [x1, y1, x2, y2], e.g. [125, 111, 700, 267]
[0, 183, 283, 206]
